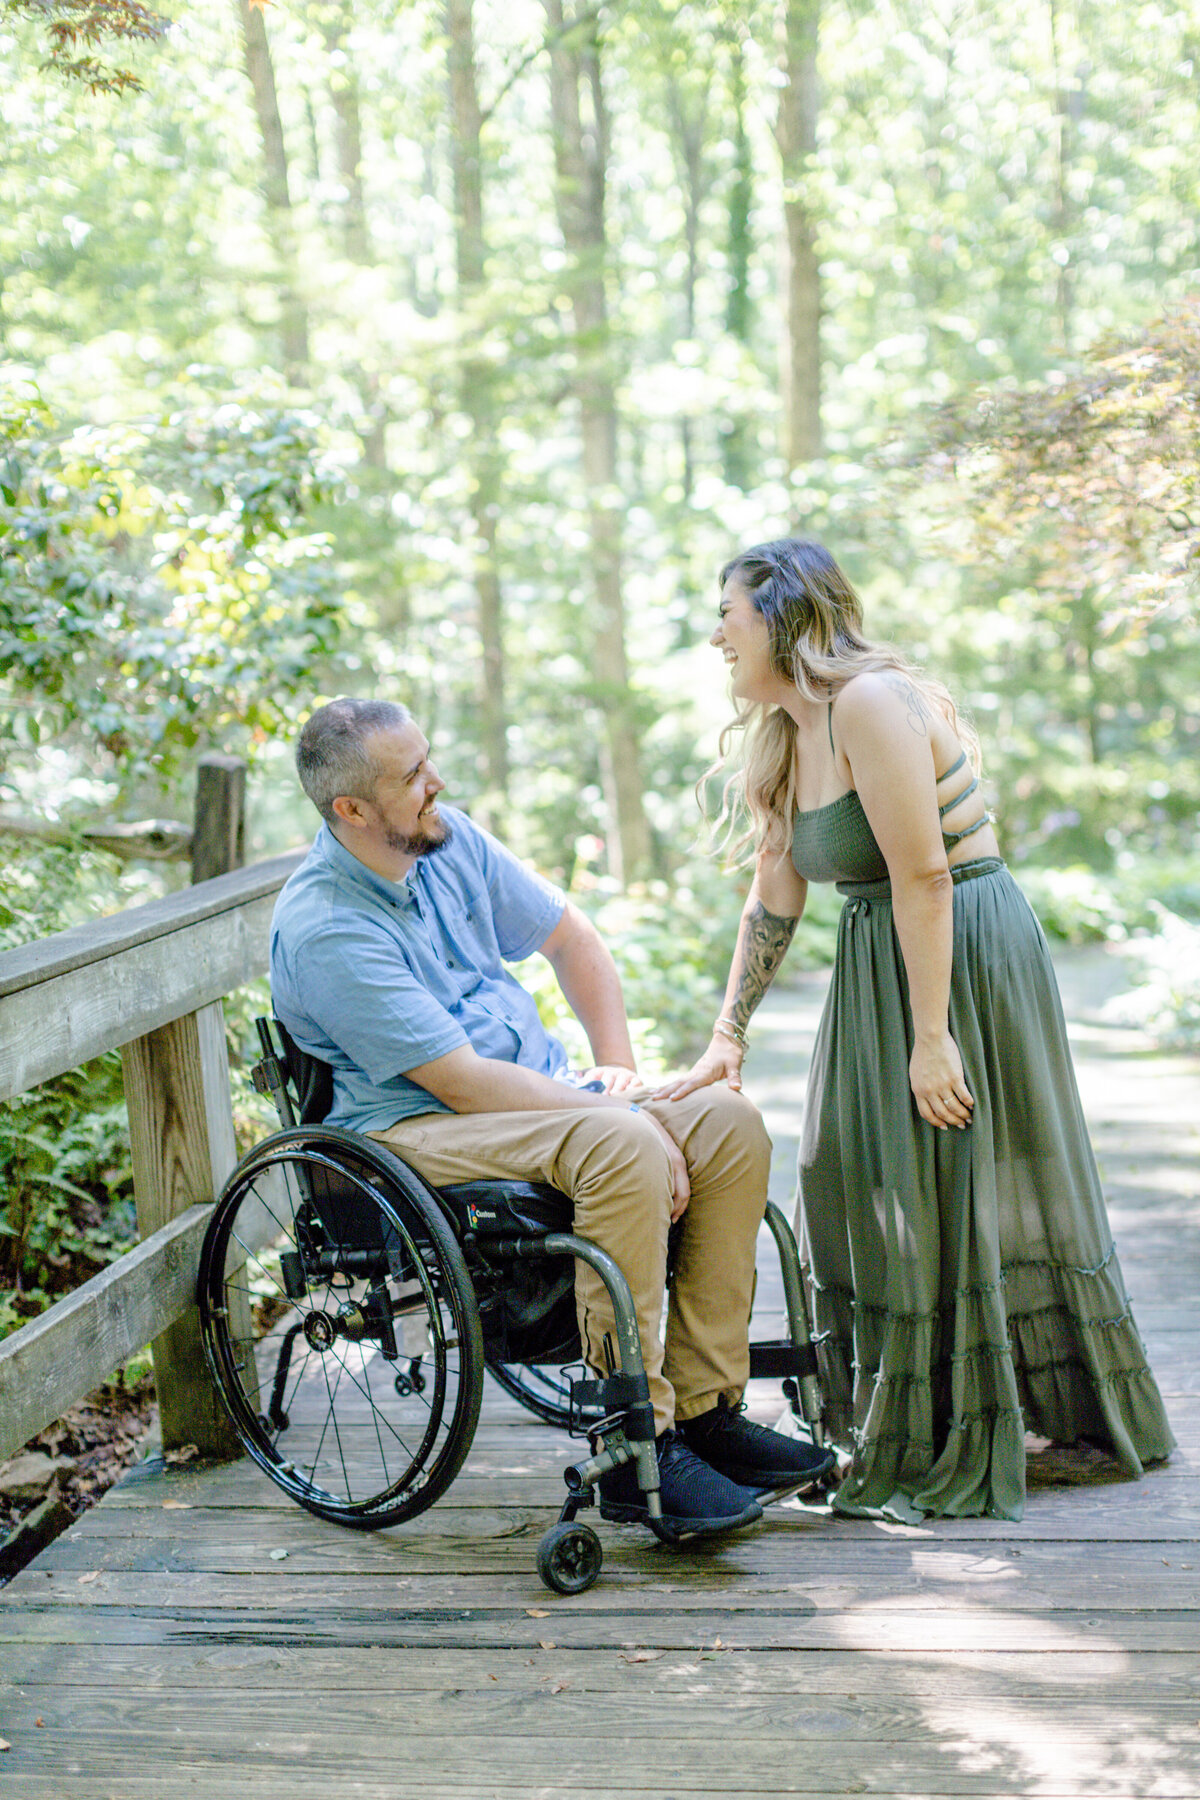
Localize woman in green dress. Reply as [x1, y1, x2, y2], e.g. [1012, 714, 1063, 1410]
[658, 536, 1174, 1521]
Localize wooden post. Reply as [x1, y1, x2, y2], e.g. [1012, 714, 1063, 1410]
[191, 755, 246, 885]
[121, 1001, 247, 1457]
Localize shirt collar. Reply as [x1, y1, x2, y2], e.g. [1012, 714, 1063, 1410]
[316, 823, 418, 908]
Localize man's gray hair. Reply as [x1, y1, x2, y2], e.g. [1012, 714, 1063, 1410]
[296, 698, 412, 823]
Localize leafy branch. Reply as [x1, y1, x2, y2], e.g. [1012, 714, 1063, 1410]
[3, 0, 169, 94]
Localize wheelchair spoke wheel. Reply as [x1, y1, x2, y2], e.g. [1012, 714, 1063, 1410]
[197, 1130, 483, 1529]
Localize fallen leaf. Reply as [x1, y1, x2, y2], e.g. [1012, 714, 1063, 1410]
[525, 1608, 550, 1617]
[35, 1718, 44, 1728]
[619, 1650, 663, 1663]
[162, 1499, 191, 1510]
[550, 1682, 567, 1693]
[77, 1571, 100, 1584]
[0, 1738, 10, 1751]
[538, 1640, 556, 1650]
[712, 1636, 724, 1649]
[268, 1549, 289, 1561]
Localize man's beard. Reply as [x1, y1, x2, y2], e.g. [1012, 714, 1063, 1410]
[384, 815, 453, 859]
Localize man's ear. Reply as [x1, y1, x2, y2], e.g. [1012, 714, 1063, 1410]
[330, 794, 369, 829]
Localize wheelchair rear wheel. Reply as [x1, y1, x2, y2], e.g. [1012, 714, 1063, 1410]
[197, 1129, 484, 1529]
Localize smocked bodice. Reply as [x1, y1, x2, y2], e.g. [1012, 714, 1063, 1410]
[791, 788, 890, 886]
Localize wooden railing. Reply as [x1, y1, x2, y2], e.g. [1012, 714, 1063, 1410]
[0, 852, 304, 1462]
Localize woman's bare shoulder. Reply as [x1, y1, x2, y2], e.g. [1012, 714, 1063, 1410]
[834, 668, 934, 733]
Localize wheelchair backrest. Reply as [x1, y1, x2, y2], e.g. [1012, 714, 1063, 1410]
[271, 1016, 335, 1125]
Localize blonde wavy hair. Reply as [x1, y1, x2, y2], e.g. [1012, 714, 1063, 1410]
[706, 538, 980, 863]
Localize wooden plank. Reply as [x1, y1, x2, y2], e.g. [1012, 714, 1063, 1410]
[3, 1642, 1195, 1696]
[2, 1593, 1195, 1653]
[0, 851, 301, 994]
[0, 1205, 209, 1459]
[31, 1509, 1200, 1578]
[3, 1685, 1199, 1747]
[0, 898, 270, 1099]
[0, 1780, 1183, 1800]
[0, 1711, 1195, 1796]
[121, 1002, 244, 1456]
[0, 851, 303, 1097]
[5, 1563, 1198, 1614]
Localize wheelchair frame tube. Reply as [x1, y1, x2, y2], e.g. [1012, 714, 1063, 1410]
[763, 1200, 826, 1444]
[513, 1232, 661, 1514]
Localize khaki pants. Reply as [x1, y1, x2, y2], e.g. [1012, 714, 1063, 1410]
[369, 1084, 771, 1435]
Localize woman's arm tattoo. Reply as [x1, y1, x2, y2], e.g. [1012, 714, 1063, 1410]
[729, 902, 798, 1031]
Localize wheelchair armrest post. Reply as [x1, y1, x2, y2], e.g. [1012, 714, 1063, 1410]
[516, 1232, 661, 1517]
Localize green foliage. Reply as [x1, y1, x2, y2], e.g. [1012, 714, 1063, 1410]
[2, 0, 167, 94]
[0, 374, 347, 806]
[888, 302, 1200, 867]
[0, 1055, 134, 1342]
[1017, 856, 1200, 945]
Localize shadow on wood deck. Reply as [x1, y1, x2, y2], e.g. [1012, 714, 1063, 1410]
[2, 950, 1198, 1800]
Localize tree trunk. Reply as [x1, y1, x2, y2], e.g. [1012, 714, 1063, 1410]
[663, 69, 707, 504]
[544, 0, 652, 882]
[446, 0, 508, 815]
[236, 0, 309, 378]
[775, 0, 821, 467]
[1047, 0, 1081, 349]
[319, 0, 372, 265]
[721, 30, 755, 489]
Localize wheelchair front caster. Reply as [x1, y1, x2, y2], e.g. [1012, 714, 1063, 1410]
[536, 1521, 603, 1595]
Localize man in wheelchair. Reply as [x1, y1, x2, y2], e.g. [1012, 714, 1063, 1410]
[269, 697, 834, 1542]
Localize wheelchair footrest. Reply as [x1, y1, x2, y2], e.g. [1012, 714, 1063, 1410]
[748, 1338, 819, 1380]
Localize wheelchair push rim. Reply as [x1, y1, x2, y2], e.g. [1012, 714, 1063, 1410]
[197, 1128, 484, 1529]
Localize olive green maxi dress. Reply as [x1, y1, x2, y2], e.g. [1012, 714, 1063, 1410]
[793, 785, 1174, 1522]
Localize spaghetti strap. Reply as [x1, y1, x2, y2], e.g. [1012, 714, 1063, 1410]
[827, 700, 836, 755]
[938, 773, 981, 819]
[935, 748, 968, 784]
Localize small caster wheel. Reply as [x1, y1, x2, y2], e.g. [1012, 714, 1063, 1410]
[537, 1521, 603, 1596]
[395, 1358, 426, 1397]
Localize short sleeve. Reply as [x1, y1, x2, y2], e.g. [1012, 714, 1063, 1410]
[466, 818, 565, 962]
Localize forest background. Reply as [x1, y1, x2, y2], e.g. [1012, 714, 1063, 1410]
[2, 0, 1199, 1342]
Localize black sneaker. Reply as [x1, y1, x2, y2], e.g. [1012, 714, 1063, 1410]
[598, 1430, 763, 1542]
[679, 1397, 837, 1501]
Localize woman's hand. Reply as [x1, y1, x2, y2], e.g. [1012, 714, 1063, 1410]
[909, 1031, 974, 1130]
[652, 1033, 745, 1101]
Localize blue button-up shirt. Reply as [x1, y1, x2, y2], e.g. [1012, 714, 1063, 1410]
[269, 808, 568, 1132]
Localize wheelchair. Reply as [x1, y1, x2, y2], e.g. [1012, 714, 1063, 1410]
[195, 1019, 828, 1595]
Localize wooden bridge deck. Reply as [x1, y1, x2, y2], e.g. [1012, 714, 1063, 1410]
[2, 950, 1198, 1799]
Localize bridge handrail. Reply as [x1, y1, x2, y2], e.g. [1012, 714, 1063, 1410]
[0, 851, 305, 1460]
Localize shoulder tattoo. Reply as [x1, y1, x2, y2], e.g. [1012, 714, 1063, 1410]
[881, 670, 931, 739]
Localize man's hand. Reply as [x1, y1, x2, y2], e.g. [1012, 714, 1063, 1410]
[641, 1107, 691, 1222]
[581, 1063, 641, 1094]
